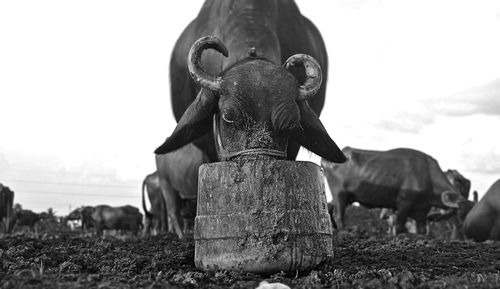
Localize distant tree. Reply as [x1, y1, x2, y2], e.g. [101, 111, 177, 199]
[46, 208, 56, 219]
[37, 208, 57, 224]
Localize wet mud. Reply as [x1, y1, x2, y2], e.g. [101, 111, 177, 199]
[1, 206, 499, 289]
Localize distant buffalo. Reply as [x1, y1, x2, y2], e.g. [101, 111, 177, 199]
[141, 171, 167, 236]
[13, 209, 42, 232]
[91, 205, 143, 236]
[156, 143, 209, 238]
[380, 169, 472, 238]
[464, 179, 500, 241]
[66, 206, 95, 233]
[66, 205, 142, 236]
[322, 147, 469, 234]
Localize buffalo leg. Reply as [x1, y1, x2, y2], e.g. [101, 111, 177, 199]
[180, 199, 196, 234]
[387, 215, 397, 235]
[416, 220, 427, 235]
[96, 225, 103, 237]
[379, 208, 396, 235]
[142, 216, 152, 236]
[159, 178, 184, 238]
[160, 202, 168, 234]
[450, 215, 466, 240]
[450, 224, 459, 240]
[182, 218, 194, 234]
[327, 202, 337, 229]
[395, 206, 411, 234]
[333, 192, 348, 229]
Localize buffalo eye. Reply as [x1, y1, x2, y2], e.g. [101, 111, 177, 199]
[222, 110, 235, 124]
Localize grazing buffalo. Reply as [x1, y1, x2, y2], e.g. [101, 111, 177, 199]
[141, 171, 167, 235]
[322, 147, 467, 234]
[156, 143, 209, 238]
[380, 169, 472, 237]
[0, 183, 14, 233]
[424, 169, 472, 239]
[91, 205, 143, 236]
[463, 179, 500, 241]
[155, 0, 346, 166]
[445, 169, 471, 199]
[67, 206, 95, 233]
[12, 209, 42, 233]
[66, 208, 81, 222]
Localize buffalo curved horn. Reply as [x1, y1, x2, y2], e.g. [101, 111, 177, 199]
[188, 36, 229, 91]
[284, 54, 322, 101]
[441, 191, 459, 208]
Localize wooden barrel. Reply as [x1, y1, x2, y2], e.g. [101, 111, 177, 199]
[194, 159, 333, 274]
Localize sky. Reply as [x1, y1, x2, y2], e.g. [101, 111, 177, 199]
[1, 0, 500, 216]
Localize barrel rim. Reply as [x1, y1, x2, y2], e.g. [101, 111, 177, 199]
[199, 159, 321, 167]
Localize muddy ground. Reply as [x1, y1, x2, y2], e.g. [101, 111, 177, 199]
[1, 206, 500, 289]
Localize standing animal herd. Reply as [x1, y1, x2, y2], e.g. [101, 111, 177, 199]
[147, 0, 499, 242]
[2, 0, 499, 244]
[65, 205, 143, 236]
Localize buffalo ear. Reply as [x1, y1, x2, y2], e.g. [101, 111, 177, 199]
[155, 89, 217, 154]
[292, 101, 347, 163]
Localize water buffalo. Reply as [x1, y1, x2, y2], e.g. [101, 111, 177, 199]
[155, 0, 346, 166]
[321, 147, 468, 234]
[445, 169, 471, 199]
[91, 205, 143, 236]
[141, 171, 167, 236]
[463, 179, 500, 241]
[12, 209, 42, 233]
[66, 206, 95, 233]
[66, 208, 80, 222]
[0, 183, 14, 233]
[380, 169, 472, 237]
[156, 143, 209, 238]
[424, 169, 472, 239]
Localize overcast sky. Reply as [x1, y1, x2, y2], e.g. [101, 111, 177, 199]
[1, 0, 499, 215]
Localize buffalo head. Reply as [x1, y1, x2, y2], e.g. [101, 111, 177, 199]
[445, 169, 471, 199]
[155, 36, 346, 163]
